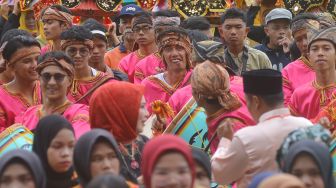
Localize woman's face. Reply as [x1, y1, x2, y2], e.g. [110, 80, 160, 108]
[90, 141, 120, 178]
[9, 47, 40, 82]
[47, 129, 75, 173]
[195, 163, 210, 188]
[151, 152, 192, 188]
[25, 11, 36, 31]
[40, 64, 71, 101]
[291, 153, 325, 188]
[0, 163, 35, 188]
[136, 96, 148, 134]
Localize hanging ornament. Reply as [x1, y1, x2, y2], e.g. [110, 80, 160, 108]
[61, 0, 80, 8]
[284, 0, 330, 15]
[173, 0, 208, 18]
[73, 16, 80, 25]
[208, 0, 227, 12]
[137, 0, 157, 10]
[96, 0, 122, 12]
[32, 0, 62, 19]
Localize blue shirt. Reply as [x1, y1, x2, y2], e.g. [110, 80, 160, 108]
[255, 42, 291, 71]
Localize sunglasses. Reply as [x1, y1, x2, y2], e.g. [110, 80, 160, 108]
[65, 47, 90, 57]
[40, 73, 67, 83]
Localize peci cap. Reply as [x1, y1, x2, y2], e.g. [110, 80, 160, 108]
[119, 4, 143, 18]
[308, 26, 336, 50]
[265, 8, 292, 25]
[243, 69, 283, 95]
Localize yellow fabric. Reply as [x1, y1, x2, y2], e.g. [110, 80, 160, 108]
[18, 10, 39, 36]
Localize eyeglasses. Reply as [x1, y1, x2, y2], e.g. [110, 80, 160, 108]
[40, 73, 67, 83]
[65, 47, 90, 57]
[132, 25, 153, 33]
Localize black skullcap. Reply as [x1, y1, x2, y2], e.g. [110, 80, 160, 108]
[243, 69, 283, 95]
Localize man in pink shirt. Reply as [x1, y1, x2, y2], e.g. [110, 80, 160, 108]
[212, 69, 312, 188]
[282, 13, 320, 105]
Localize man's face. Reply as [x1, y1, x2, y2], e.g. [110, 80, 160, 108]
[293, 29, 309, 57]
[309, 40, 336, 72]
[119, 16, 133, 34]
[133, 23, 155, 45]
[221, 18, 248, 47]
[265, 19, 291, 48]
[64, 44, 92, 70]
[42, 19, 67, 40]
[90, 37, 107, 65]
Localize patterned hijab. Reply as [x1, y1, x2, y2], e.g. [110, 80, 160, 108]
[191, 61, 241, 111]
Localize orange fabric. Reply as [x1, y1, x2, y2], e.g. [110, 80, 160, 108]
[89, 82, 144, 143]
[104, 47, 129, 70]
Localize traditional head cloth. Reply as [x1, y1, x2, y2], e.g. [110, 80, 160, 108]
[73, 129, 133, 187]
[153, 16, 180, 27]
[291, 17, 320, 35]
[308, 26, 336, 50]
[282, 140, 335, 188]
[60, 39, 94, 51]
[157, 27, 192, 69]
[0, 149, 46, 188]
[284, 0, 329, 15]
[192, 40, 224, 64]
[276, 124, 331, 169]
[131, 14, 153, 29]
[191, 61, 241, 111]
[141, 135, 195, 188]
[36, 57, 75, 81]
[243, 69, 283, 95]
[314, 12, 336, 29]
[41, 7, 73, 28]
[32, 115, 76, 188]
[86, 173, 129, 188]
[191, 147, 211, 179]
[258, 174, 306, 188]
[89, 82, 144, 144]
[248, 172, 277, 188]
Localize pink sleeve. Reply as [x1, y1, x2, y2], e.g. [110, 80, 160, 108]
[282, 69, 293, 106]
[288, 91, 300, 116]
[118, 57, 128, 74]
[211, 136, 249, 185]
[71, 113, 91, 139]
[0, 106, 6, 132]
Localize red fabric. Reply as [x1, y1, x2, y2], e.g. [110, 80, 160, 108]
[141, 135, 195, 188]
[89, 82, 144, 143]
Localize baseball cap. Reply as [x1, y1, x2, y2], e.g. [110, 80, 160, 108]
[265, 8, 292, 25]
[119, 4, 142, 18]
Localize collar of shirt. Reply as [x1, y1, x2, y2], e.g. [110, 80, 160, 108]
[259, 108, 291, 122]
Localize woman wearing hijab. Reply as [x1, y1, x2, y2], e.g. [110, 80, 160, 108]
[191, 147, 211, 188]
[73, 129, 137, 187]
[258, 174, 306, 188]
[86, 173, 129, 188]
[141, 135, 195, 188]
[90, 82, 148, 179]
[282, 140, 335, 188]
[16, 51, 90, 139]
[0, 149, 46, 188]
[32, 115, 78, 188]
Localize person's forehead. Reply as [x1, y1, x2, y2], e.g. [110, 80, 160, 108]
[311, 40, 334, 47]
[133, 23, 152, 28]
[120, 16, 134, 22]
[66, 44, 88, 49]
[268, 18, 291, 25]
[223, 18, 245, 25]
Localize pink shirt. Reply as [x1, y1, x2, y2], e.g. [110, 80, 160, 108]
[16, 104, 90, 139]
[118, 51, 142, 83]
[289, 80, 336, 120]
[282, 57, 315, 105]
[211, 108, 312, 188]
[134, 53, 165, 84]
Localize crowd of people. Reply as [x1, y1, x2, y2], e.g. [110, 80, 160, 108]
[0, 0, 335, 187]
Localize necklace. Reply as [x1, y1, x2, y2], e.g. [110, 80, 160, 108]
[119, 142, 139, 170]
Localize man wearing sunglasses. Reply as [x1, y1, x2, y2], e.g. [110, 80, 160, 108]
[118, 12, 157, 83]
[60, 25, 113, 105]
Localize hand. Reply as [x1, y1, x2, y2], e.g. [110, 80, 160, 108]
[216, 119, 234, 140]
[151, 115, 166, 135]
[0, 0, 9, 18]
[279, 36, 292, 54]
[108, 22, 120, 46]
[12, 0, 20, 16]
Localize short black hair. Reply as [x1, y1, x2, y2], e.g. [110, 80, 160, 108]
[41, 5, 72, 17]
[186, 29, 209, 42]
[291, 13, 319, 26]
[184, 16, 210, 30]
[246, 93, 284, 107]
[60, 25, 93, 41]
[0, 29, 32, 45]
[220, 8, 247, 24]
[38, 51, 74, 66]
[2, 35, 40, 61]
[153, 10, 179, 18]
[82, 18, 107, 43]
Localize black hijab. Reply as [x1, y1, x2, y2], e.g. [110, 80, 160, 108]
[191, 147, 211, 179]
[282, 140, 335, 188]
[32, 115, 76, 188]
[74, 128, 135, 187]
[86, 173, 129, 188]
[0, 149, 46, 188]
